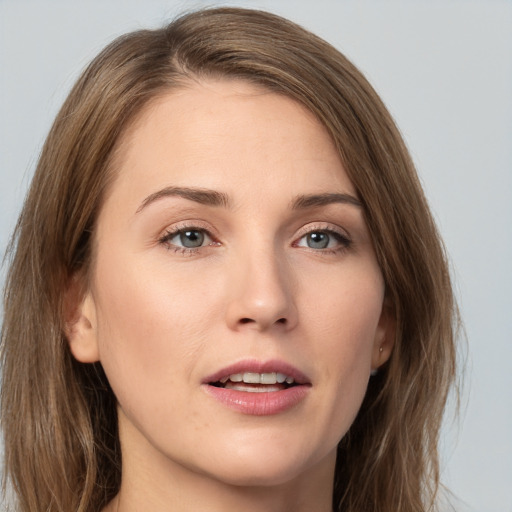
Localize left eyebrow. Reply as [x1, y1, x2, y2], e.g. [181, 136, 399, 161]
[291, 193, 362, 210]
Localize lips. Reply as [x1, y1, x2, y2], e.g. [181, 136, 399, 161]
[219, 371, 296, 386]
[203, 359, 310, 386]
[202, 359, 311, 415]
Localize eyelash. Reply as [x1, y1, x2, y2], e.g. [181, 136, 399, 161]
[293, 224, 352, 255]
[158, 223, 218, 255]
[158, 223, 352, 255]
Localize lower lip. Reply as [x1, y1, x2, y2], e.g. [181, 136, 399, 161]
[203, 385, 310, 415]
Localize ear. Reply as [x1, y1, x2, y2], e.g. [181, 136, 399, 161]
[63, 275, 100, 363]
[371, 297, 396, 371]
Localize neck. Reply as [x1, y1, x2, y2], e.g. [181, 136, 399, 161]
[109, 476, 334, 512]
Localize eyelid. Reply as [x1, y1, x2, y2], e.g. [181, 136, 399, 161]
[157, 220, 220, 252]
[294, 222, 351, 241]
[155, 220, 352, 254]
[292, 222, 353, 253]
[158, 220, 218, 238]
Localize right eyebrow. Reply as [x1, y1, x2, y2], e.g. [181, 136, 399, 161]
[136, 186, 231, 214]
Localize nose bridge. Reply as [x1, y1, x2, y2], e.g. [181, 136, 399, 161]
[225, 237, 298, 332]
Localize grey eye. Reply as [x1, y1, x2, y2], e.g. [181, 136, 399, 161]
[179, 230, 205, 248]
[296, 229, 351, 251]
[306, 232, 330, 249]
[160, 227, 216, 252]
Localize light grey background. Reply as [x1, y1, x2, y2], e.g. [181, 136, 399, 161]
[1, 1, 511, 511]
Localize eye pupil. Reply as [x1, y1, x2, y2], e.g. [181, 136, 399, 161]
[180, 230, 204, 248]
[307, 232, 329, 249]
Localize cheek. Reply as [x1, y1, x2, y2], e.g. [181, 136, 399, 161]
[300, 260, 384, 348]
[94, 252, 215, 342]
[90, 254, 220, 413]
[300, 263, 384, 408]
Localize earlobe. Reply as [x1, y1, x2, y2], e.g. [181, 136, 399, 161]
[63, 276, 100, 363]
[371, 299, 396, 371]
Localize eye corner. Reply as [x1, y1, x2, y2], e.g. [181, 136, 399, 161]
[157, 223, 220, 254]
[293, 224, 353, 254]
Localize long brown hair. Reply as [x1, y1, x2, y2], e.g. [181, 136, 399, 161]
[1, 8, 458, 512]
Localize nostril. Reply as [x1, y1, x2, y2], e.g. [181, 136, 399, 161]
[239, 317, 287, 325]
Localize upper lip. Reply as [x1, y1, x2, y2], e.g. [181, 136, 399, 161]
[203, 359, 311, 386]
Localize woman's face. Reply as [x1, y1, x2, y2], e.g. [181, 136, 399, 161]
[71, 79, 392, 488]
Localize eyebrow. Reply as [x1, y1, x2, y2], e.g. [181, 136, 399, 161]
[136, 186, 362, 214]
[291, 192, 362, 210]
[136, 186, 231, 213]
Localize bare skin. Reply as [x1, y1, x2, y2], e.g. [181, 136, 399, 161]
[68, 79, 393, 512]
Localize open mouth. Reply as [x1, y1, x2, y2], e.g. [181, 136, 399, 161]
[203, 362, 310, 414]
[209, 372, 297, 393]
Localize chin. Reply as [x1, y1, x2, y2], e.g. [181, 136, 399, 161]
[211, 462, 307, 488]
[198, 442, 330, 488]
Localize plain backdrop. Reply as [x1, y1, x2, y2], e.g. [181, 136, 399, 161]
[1, 1, 511, 511]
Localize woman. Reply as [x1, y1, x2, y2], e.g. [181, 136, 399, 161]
[1, 7, 458, 512]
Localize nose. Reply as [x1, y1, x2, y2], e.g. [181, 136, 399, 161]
[224, 247, 298, 333]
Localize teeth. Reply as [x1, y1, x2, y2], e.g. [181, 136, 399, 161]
[260, 373, 277, 384]
[243, 372, 260, 383]
[226, 384, 282, 393]
[220, 372, 295, 385]
[276, 373, 287, 383]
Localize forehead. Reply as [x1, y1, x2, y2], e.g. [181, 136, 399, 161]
[105, 78, 355, 211]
